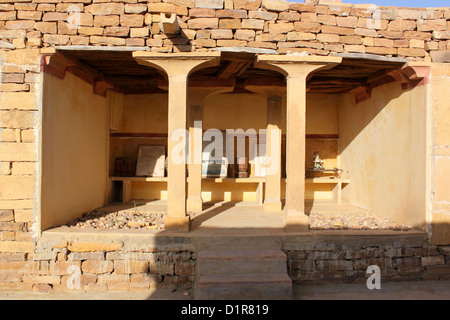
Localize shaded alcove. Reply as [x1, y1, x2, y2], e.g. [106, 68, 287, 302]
[39, 47, 428, 232]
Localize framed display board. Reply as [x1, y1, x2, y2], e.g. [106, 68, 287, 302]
[135, 145, 166, 177]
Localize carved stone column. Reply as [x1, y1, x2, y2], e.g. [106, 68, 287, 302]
[133, 52, 221, 231]
[244, 86, 285, 212]
[255, 55, 342, 231]
[187, 86, 234, 214]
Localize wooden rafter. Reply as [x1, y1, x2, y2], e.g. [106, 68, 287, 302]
[42, 52, 116, 97]
[43, 50, 429, 97]
[41, 52, 76, 79]
[217, 60, 248, 79]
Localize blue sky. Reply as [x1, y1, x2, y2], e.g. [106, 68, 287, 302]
[286, 0, 450, 8]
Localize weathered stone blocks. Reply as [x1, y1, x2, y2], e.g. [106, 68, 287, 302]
[81, 260, 114, 274]
[86, 3, 125, 16]
[262, 0, 289, 12]
[187, 17, 218, 29]
[286, 237, 450, 285]
[67, 242, 123, 252]
[0, 241, 35, 253]
[196, 0, 224, 10]
[114, 260, 148, 274]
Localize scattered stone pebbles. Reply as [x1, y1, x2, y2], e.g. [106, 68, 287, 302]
[309, 213, 412, 231]
[65, 210, 411, 231]
[65, 210, 166, 230]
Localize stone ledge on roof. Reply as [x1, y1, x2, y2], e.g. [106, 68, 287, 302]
[333, 53, 410, 63]
[55, 46, 151, 52]
[210, 46, 278, 55]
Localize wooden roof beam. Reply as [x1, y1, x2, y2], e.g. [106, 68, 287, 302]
[41, 52, 117, 97]
[217, 61, 248, 79]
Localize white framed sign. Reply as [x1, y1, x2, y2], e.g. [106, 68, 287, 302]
[135, 145, 166, 177]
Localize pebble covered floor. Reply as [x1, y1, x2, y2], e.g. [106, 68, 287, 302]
[65, 210, 412, 231]
[65, 210, 166, 230]
[309, 213, 412, 231]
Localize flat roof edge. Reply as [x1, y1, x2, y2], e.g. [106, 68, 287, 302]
[333, 53, 410, 64]
[55, 46, 151, 52]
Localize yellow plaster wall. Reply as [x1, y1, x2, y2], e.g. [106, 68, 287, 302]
[200, 181, 259, 202]
[204, 93, 338, 134]
[41, 72, 109, 230]
[338, 82, 427, 228]
[204, 94, 268, 131]
[121, 94, 168, 133]
[132, 181, 168, 200]
[430, 63, 450, 244]
[131, 181, 260, 202]
[118, 92, 338, 134]
[306, 94, 339, 135]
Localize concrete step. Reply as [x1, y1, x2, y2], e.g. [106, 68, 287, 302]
[197, 250, 288, 275]
[195, 249, 292, 300]
[196, 273, 293, 300]
[193, 235, 282, 251]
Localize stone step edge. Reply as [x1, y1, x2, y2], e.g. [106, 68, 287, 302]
[197, 250, 287, 261]
[198, 273, 292, 286]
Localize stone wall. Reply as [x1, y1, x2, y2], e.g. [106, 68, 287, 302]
[0, 227, 196, 293]
[284, 235, 450, 285]
[2, 226, 450, 294]
[0, 0, 448, 60]
[0, 0, 450, 294]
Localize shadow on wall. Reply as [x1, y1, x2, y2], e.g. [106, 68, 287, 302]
[166, 29, 193, 53]
[338, 82, 404, 155]
[337, 81, 429, 229]
[429, 221, 450, 245]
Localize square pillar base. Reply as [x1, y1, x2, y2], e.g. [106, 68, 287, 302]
[283, 211, 309, 232]
[164, 216, 191, 232]
[264, 200, 282, 212]
[187, 196, 203, 214]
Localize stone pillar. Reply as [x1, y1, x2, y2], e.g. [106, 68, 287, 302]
[265, 95, 283, 212]
[133, 52, 221, 231]
[255, 55, 341, 231]
[285, 73, 308, 229]
[187, 86, 234, 214]
[244, 86, 285, 212]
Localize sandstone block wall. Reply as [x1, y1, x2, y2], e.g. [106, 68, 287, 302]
[0, 230, 196, 294]
[0, 0, 449, 293]
[0, 0, 448, 59]
[1, 228, 450, 294]
[284, 235, 450, 285]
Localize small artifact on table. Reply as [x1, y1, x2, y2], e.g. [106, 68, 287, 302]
[305, 151, 343, 178]
[235, 157, 248, 178]
[313, 151, 325, 171]
[202, 152, 228, 178]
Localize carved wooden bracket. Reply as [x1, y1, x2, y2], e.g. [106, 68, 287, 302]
[400, 65, 430, 81]
[41, 52, 116, 97]
[94, 80, 115, 97]
[350, 64, 430, 104]
[399, 65, 431, 91]
[349, 85, 372, 104]
[41, 52, 76, 79]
